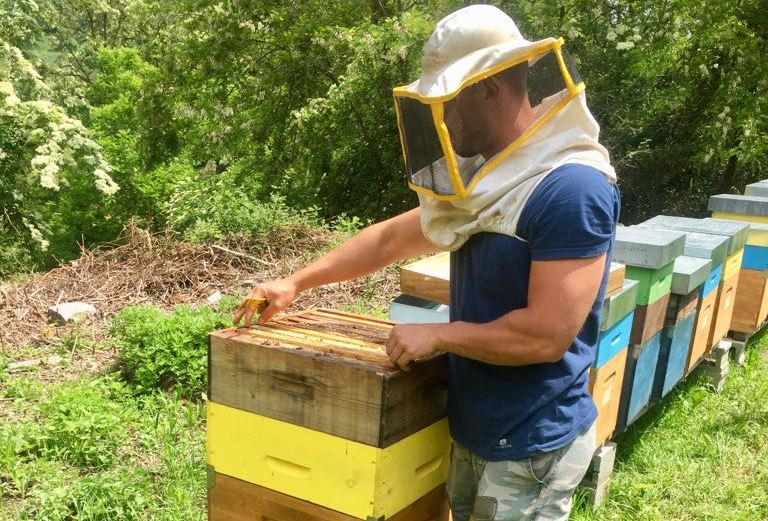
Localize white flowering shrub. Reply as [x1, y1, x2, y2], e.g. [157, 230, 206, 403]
[0, 40, 118, 273]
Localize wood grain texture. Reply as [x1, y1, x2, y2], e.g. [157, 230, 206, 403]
[607, 263, 625, 295]
[400, 253, 450, 305]
[730, 269, 768, 333]
[209, 330, 447, 448]
[589, 347, 628, 448]
[709, 273, 740, 348]
[665, 289, 700, 326]
[208, 472, 450, 521]
[630, 292, 670, 345]
[686, 289, 718, 374]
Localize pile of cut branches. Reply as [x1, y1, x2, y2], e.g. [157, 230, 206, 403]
[0, 223, 399, 351]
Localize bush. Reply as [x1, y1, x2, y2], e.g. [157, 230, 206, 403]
[110, 302, 232, 397]
[164, 166, 323, 243]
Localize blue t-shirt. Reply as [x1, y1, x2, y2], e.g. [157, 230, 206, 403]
[448, 163, 620, 460]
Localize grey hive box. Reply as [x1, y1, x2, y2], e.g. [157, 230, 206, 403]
[600, 279, 639, 331]
[639, 215, 748, 256]
[613, 227, 686, 269]
[703, 217, 768, 239]
[745, 182, 768, 198]
[638, 226, 728, 265]
[671, 256, 712, 295]
[708, 194, 768, 217]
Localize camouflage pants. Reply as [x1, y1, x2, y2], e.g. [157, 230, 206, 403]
[447, 423, 596, 521]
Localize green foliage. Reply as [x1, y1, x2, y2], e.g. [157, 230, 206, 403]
[18, 469, 150, 521]
[165, 170, 322, 242]
[2, 0, 768, 275]
[503, 0, 768, 222]
[30, 377, 133, 469]
[109, 303, 231, 397]
[0, 377, 207, 520]
[0, 39, 120, 274]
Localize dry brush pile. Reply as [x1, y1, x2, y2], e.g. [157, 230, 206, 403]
[0, 223, 400, 352]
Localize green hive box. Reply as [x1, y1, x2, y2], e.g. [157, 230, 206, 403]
[625, 262, 674, 306]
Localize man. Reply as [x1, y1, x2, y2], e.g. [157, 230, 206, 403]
[235, 5, 619, 520]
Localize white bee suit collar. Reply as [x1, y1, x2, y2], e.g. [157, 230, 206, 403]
[418, 92, 616, 251]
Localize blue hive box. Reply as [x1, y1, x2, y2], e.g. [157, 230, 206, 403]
[652, 313, 697, 402]
[594, 311, 633, 369]
[617, 331, 663, 430]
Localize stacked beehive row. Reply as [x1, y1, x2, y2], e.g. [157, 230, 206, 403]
[709, 187, 768, 333]
[206, 310, 451, 521]
[639, 216, 748, 349]
[611, 228, 686, 429]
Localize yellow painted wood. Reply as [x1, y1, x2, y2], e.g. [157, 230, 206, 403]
[712, 212, 768, 246]
[207, 402, 450, 519]
[723, 249, 744, 281]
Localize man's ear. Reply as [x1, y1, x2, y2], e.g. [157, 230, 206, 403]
[481, 77, 502, 103]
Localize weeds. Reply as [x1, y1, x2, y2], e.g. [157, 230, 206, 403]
[110, 303, 231, 398]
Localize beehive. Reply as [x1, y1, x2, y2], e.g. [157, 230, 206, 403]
[207, 309, 450, 520]
[209, 310, 448, 447]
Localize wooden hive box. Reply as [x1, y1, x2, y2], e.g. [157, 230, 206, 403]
[624, 263, 674, 306]
[606, 262, 627, 295]
[208, 473, 449, 521]
[617, 331, 663, 431]
[399, 253, 450, 305]
[208, 309, 448, 448]
[594, 312, 633, 369]
[666, 289, 700, 327]
[629, 292, 670, 346]
[709, 267, 740, 350]
[589, 346, 628, 447]
[599, 279, 638, 333]
[399, 254, 625, 307]
[731, 268, 768, 333]
[653, 313, 697, 402]
[686, 289, 718, 374]
[207, 403, 450, 520]
[704, 216, 768, 333]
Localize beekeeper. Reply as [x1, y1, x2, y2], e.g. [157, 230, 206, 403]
[235, 5, 620, 520]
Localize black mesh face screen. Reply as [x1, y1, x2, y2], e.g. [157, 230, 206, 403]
[525, 50, 567, 107]
[560, 45, 582, 86]
[397, 97, 444, 178]
[443, 95, 466, 157]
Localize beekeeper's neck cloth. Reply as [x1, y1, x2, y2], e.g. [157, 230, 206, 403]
[392, 5, 616, 250]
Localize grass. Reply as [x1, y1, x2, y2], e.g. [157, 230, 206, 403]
[0, 376, 206, 521]
[1, 311, 768, 520]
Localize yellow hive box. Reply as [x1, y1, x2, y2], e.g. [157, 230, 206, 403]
[712, 211, 768, 246]
[723, 249, 744, 281]
[207, 402, 450, 520]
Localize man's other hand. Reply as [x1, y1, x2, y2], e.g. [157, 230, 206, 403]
[386, 323, 441, 371]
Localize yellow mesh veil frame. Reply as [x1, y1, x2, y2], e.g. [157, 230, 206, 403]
[393, 38, 584, 201]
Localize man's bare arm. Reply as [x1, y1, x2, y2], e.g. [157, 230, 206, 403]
[235, 208, 438, 325]
[386, 254, 606, 368]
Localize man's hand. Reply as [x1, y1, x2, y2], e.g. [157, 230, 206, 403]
[233, 277, 298, 327]
[386, 323, 442, 371]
